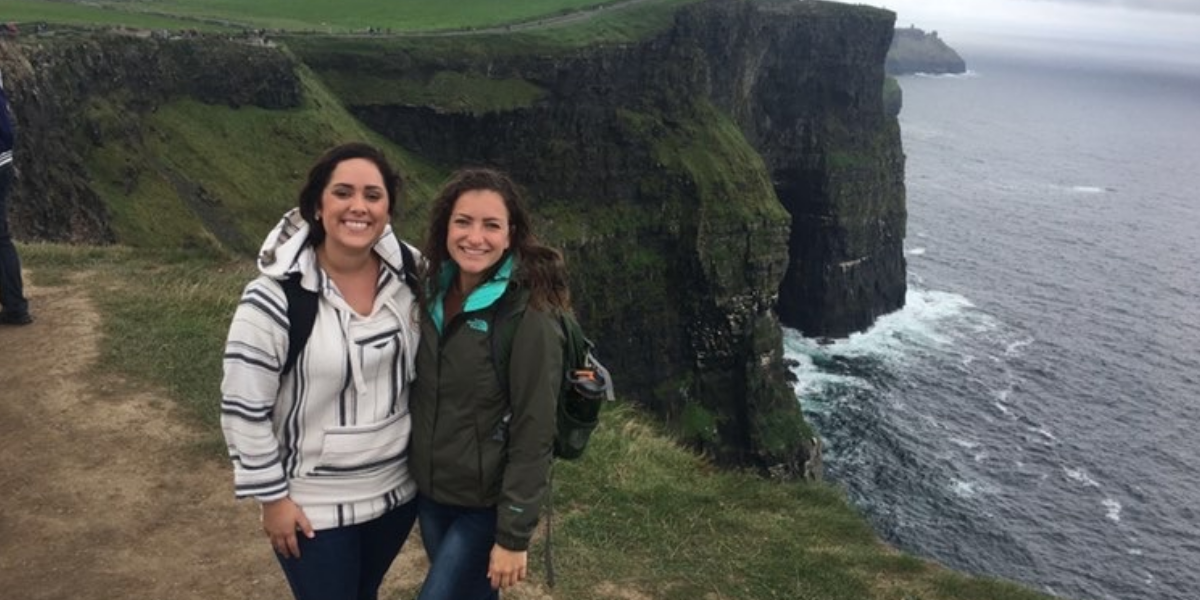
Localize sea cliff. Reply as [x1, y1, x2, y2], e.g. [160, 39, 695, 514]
[0, 0, 907, 474]
[0, 34, 299, 244]
[886, 26, 967, 75]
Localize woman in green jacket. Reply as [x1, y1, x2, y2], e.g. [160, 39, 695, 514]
[410, 168, 568, 599]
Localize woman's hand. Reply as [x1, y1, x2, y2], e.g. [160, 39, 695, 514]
[488, 544, 528, 590]
[260, 497, 314, 558]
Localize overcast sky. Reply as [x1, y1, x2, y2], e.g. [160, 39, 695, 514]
[851, 0, 1200, 68]
[1046, 0, 1200, 13]
[853, 0, 1200, 46]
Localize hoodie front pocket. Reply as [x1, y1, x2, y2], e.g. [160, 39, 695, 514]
[312, 411, 411, 475]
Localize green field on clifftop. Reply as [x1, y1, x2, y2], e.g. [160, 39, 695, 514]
[9, 0, 698, 32]
[1, 0, 236, 31]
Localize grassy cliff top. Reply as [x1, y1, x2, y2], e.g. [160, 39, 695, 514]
[2, 0, 237, 32]
[19, 242, 1060, 600]
[10, 0, 697, 33]
[10, 0, 894, 53]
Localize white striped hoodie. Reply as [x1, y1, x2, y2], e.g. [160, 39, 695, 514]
[220, 209, 420, 530]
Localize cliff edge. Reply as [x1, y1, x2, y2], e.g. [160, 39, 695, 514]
[0, 0, 907, 475]
[886, 26, 967, 75]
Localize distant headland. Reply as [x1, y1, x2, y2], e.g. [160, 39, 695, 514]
[886, 26, 966, 75]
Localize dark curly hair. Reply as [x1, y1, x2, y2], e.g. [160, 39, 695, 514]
[422, 168, 569, 311]
[297, 142, 402, 247]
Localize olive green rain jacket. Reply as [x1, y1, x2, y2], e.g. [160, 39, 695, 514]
[410, 255, 562, 551]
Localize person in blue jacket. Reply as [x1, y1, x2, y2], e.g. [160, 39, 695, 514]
[0, 67, 32, 325]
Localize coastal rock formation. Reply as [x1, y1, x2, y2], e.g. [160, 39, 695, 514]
[0, 0, 906, 474]
[886, 26, 967, 75]
[0, 34, 299, 243]
[308, 0, 907, 469]
[691, 2, 908, 339]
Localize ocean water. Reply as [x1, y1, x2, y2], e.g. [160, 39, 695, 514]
[784, 48, 1200, 600]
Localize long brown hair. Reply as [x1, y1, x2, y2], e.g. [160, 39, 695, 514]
[422, 168, 570, 311]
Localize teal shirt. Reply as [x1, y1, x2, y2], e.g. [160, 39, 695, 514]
[430, 254, 515, 333]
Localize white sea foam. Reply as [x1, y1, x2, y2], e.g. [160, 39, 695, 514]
[781, 288, 983, 412]
[951, 437, 980, 449]
[991, 388, 1013, 416]
[784, 347, 870, 403]
[913, 69, 980, 79]
[1064, 467, 1100, 488]
[1005, 337, 1034, 356]
[782, 286, 984, 365]
[1029, 425, 1057, 441]
[951, 478, 978, 498]
[1127, 548, 1144, 556]
[1103, 498, 1123, 523]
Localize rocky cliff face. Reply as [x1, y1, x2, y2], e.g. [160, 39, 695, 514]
[346, 85, 807, 471]
[301, 0, 905, 469]
[0, 32, 300, 242]
[1, 0, 906, 475]
[676, 1, 907, 338]
[886, 26, 966, 75]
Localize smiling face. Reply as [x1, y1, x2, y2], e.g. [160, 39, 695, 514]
[446, 189, 511, 291]
[315, 158, 390, 258]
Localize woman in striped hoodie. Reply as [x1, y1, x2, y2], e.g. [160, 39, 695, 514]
[220, 143, 421, 600]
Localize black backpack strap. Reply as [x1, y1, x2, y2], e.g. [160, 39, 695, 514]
[280, 273, 318, 377]
[398, 241, 420, 298]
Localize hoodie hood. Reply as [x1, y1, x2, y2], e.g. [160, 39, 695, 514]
[256, 208, 408, 292]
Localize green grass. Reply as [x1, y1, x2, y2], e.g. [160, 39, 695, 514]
[82, 63, 444, 254]
[623, 101, 791, 293]
[15, 0, 683, 32]
[505, 0, 703, 48]
[92, 97, 342, 254]
[13, 0, 704, 51]
[19, 243, 251, 454]
[283, 0, 702, 71]
[2, 0, 236, 31]
[17, 243, 1060, 600]
[129, 0, 611, 30]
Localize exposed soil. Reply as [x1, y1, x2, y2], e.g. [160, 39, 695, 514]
[0, 273, 433, 600]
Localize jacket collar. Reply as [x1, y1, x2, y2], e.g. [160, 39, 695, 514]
[430, 254, 515, 332]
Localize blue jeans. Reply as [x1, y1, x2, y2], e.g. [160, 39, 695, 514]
[275, 500, 418, 600]
[0, 164, 29, 317]
[417, 495, 500, 600]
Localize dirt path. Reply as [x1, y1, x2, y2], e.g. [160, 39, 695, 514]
[0, 273, 429, 599]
